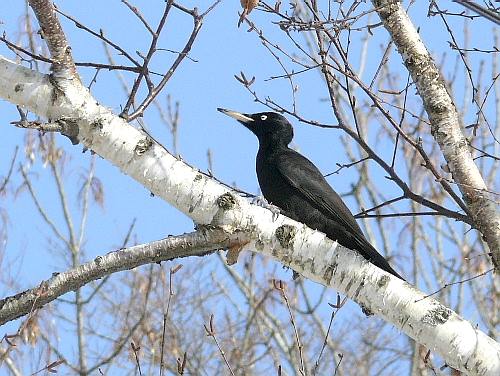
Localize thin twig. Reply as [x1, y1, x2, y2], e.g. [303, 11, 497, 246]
[204, 314, 236, 376]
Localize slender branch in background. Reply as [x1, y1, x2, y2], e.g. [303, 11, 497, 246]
[0, 146, 18, 194]
[313, 294, 346, 375]
[273, 279, 306, 375]
[31, 359, 65, 375]
[130, 342, 143, 376]
[0, 34, 142, 72]
[159, 264, 182, 376]
[121, 1, 221, 120]
[54, 5, 142, 67]
[453, 0, 500, 25]
[204, 314, 236, 376]
[415, 267, 494, 302]
[19, 164, 70, 247]
[120, 0, 175, 117]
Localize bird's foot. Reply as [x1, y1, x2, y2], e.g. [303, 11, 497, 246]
[252, 195, 281, 221]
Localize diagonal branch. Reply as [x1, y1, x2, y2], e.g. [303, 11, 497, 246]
[28, 0, 77, 77]
[372, 0, 500, 270]
[0, 228, 245, 325]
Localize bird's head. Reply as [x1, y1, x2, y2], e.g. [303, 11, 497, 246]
[218, 108, 294, 147]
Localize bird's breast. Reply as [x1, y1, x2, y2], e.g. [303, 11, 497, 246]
[256, 154, 304, 217]
[256, 156, 285, 203]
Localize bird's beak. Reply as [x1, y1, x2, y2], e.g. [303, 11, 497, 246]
[217, 108, 254, 124]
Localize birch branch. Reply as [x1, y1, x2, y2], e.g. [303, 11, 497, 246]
[28, 0, 77, 77]
[371, 0, 500, 270]
[0, 228, 246, 325]
[0, 55, 499, 375]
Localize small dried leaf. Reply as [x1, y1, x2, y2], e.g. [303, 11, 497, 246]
[239, 0, 259, 27]
[226, 244, 243, 265]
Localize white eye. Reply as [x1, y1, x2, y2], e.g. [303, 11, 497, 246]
[260, 115, 268, 121]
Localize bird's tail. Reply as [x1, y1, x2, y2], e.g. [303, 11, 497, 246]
[356, 238, 406, 281]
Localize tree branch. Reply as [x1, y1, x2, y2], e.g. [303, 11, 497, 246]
[0, 227, 245, 325]
[28, 0, 77, 77]
[372, 0, 500, 270]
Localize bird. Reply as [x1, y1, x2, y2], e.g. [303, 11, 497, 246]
[218, 108, 404, 280]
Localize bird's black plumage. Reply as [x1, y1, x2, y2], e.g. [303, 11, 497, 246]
[218, 108, 404, 280]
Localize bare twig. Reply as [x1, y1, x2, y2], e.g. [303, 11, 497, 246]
[204, 314, 236, 376]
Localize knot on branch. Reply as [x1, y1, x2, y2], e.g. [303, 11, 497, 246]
[275, 224, 297, 249]
[134, 137, 153, 155]
[11, 116, 79, 145]
[58, 117, 80, 144]
[216, 192, 237, 210]
[421, 304, 452, 326]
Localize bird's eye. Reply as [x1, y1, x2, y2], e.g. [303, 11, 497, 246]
[260, 115, 268, 121]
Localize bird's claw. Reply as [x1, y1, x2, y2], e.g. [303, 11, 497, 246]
[252, 195, 281, 221]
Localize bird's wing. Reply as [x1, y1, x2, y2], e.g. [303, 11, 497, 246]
[275, 149, 365, 239]
[275, 149, 405, 280]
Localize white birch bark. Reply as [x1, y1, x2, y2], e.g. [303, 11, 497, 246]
[0, 55, 499, 375]
[371, 0, 500, 269]
[0, 228, 246, 325]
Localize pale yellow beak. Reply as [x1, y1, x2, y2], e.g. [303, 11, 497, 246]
[217, 108, 254, 123]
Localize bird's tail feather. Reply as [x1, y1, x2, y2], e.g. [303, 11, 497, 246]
[356, 238, 405, 281]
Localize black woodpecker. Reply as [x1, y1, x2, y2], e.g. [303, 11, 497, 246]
[218, 108, 404, 280]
